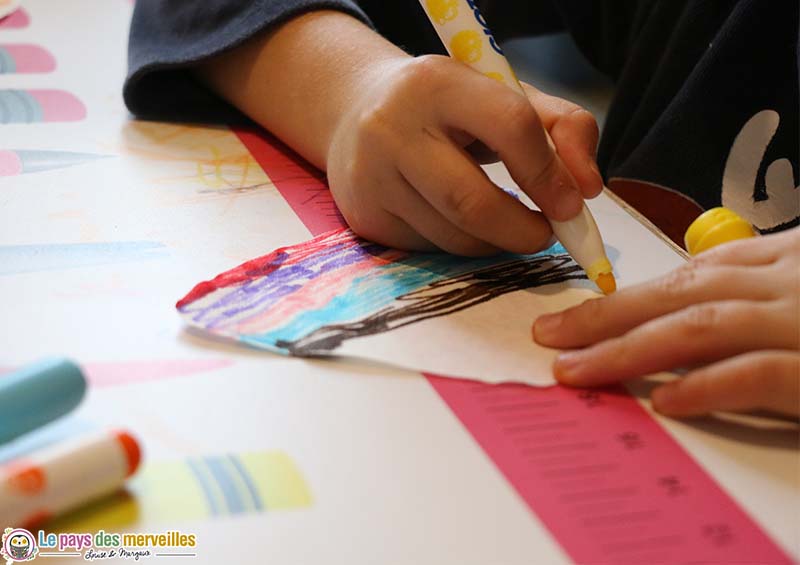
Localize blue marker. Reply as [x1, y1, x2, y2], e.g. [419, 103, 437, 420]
[0, 358, 86, 443]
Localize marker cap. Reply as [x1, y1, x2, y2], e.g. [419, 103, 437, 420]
[113, 430, 142, 477]
[0, 358, 87, 443]
[684, 207, 757, 256]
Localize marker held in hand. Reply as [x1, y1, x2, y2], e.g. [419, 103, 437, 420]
[418, 0, 616, 293]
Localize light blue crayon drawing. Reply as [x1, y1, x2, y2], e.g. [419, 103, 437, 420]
[0, 241, 169, 276]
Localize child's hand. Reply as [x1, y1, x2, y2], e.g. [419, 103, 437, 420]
[326, 55, 602, 256]
[200, 13, 599, 255]
[533, 228, 800, 418]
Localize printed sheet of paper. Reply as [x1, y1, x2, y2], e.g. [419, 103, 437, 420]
[177, 227, 599, 385]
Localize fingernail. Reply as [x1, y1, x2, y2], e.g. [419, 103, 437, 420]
[533, 313, 562, 343]
[553, 351, 587, 384]
[651, 384, 677, 413]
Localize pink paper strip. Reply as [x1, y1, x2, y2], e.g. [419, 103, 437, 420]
[428, 376, 792, 563]
[234, 129, 344, 235]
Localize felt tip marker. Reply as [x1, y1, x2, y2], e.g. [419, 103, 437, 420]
[418, 0, 616, 294]
[0, 430, 142, 529]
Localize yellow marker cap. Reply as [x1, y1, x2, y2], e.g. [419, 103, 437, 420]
[684, 207, 757, 256]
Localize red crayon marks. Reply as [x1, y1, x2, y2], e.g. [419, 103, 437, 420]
[235, 125, 792, 564]
[177, 250, 286, 309]
[0, 8, 28, 29]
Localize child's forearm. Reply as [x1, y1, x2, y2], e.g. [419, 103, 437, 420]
[197, 10, 409, 170]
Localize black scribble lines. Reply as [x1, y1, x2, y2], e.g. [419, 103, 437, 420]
[276, 252, 586, 355]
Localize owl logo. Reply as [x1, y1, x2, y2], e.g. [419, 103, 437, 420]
[1, 528, 38, 563]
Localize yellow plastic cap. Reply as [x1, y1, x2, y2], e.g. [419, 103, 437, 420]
[684, 207, 757, 256]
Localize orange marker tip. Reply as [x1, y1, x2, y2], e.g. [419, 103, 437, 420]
[595, 272, 616, 295]
[113, 430, 142, 478]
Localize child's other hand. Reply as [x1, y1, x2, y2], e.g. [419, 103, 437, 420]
[533, 228, 800, 418]
[326, 55, 602, 256]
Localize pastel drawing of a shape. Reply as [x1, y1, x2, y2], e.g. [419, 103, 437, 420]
[0, 5, 27, 28]
[84, 359, 235, 387]
[0, 45, 56, 74]
[0, 149, 109, 176]
[44, 451, 313, 531]
[0, 90, 86, 124]
[0, 359, 235, 388]
[0, 242, 168, 276]
[178, 227, 598, 385]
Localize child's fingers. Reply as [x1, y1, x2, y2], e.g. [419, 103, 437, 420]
[398, 136, 553, 255]
[689, 233, 785, 269]
[435, 72, 584, 222]
[521, 83, 602, 198]
[652, 351, 800, 417]
[533, 264, 780, 348]
[384, 171, 499, 256]
[344, 203, 437, 252]
[552, 300, 788, 386]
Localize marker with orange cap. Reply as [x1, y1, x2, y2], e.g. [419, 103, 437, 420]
[684, 207, 757, 256]
[418, 0, 616, 294]
[0, 430, 142, 529]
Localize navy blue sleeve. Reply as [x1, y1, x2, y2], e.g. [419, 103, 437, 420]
[122, 0, 570, 122]
[123, 1, 373, 121]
